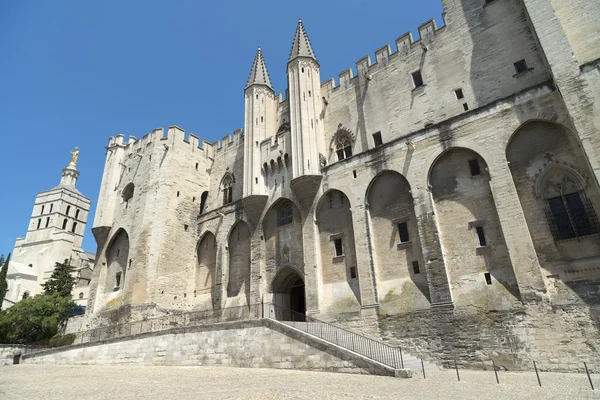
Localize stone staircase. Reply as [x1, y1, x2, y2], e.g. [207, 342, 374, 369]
[279, 320, 439, 373]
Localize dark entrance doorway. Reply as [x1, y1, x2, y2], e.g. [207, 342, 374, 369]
[272, 268, 306, 321]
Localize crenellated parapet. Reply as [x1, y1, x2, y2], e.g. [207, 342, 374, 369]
[320, 17, 445, 94]
[106, 126, 245, 161]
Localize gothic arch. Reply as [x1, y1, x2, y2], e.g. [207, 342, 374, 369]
[262, 197, 304, 284]
[503, 118, 573, 149]
[506, 120, 600, 282]
[534, 163, 588, 199]
[365, 169, 412, 206]
[221, 171, 235, 205]
[365, 170, 430, 311]
[429, 147, 519, 306]
[227, 220, 251, 304]
[105, 228, 130, 293]
[329, 127, 355, 163]
[270, 266, 306, 320]
[195, 231, 217, 309]
[421, 142, 495, 190]
[316, 189, 360, 310]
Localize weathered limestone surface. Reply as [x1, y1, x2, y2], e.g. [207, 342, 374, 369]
[0, 345, 23, 366]
[81, 0, 600, 373]
[23, 320, 397, 376]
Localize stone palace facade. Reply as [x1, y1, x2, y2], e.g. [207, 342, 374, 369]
[85, 0, 600, 370]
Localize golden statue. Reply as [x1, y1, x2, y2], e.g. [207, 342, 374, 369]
[69, 147, 79, 168]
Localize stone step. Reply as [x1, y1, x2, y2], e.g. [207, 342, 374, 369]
[282, 320, 439, 371]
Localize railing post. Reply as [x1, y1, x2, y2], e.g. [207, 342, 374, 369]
[534, 361, 542, 387]
[493, 360, 499, 384]
[400, 347, 404, 369]
[584, 362, 595, 391]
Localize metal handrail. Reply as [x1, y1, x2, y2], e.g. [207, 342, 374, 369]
[266, 302, 405, 370]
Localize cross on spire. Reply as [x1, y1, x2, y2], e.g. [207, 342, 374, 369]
[246, 46, 273, 90]
[288, 18, 317, 63]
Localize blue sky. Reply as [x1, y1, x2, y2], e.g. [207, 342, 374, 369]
[0, 0, 444, 256]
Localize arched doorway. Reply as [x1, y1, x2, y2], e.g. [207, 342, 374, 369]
[271, 268, 306, 321]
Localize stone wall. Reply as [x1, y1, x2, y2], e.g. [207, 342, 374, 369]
[22, 320, 394, 376]
[377, 300, 600, 373]
[0, 345, 23, 365]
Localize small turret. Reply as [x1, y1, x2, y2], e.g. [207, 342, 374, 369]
[289, 19, 318, 64]
[243, 47, 277, 197]
[287, 19, 325, 180]
[246, 46, 273, 90]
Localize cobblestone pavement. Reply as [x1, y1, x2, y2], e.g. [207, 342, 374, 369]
[0, 365, 599, 400]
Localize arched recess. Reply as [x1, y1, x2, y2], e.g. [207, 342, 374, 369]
[227, 221, 251, 307]
[105, 228, 130, 293]
[506, 121, 600, 298]
[271, 266, 305, 321]
[316, 189, 360, 312]
[195, 231, 217, 309]
[199, 191, 208, 215]
[367, 170, 430, 313]
[429, 148, 519, 307]
[262, 198, 304, 297]
[122, 183, 134, 208]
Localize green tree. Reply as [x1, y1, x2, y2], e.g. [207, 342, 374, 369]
[0, 293, 75, 344]
[0, 253, 10, 309]
[41, 259, 76, 298]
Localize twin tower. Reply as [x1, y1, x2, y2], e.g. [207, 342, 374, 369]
[243, 19, 325, 198]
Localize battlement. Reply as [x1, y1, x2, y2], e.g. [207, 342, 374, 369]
[320, 16, 446, 93]
[106, 125, 244, 159]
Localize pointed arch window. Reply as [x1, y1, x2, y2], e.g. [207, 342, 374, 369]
[334, 130, 353, 161]
[541, 168, 600, 240]
[221, 173, 234, 205]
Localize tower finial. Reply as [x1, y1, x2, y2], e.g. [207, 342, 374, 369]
[289, 18, 317, 63]
[68, 147, 79, 169]
[246, 46, 273, 90]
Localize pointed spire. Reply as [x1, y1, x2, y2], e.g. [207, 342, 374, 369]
[289, 18, 317, 63]
[246, 46, 273, 90]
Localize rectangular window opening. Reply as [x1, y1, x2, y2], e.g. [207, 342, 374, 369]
[412, 261, 420, 275]
[398, 222, 410, 243]
[177, 191, 180, 197]
[476, 226, 487, 247]
[484, 272, 492, 285]
[115, 272, 122, 288]
[255, 177, 258, 184]
[195, 163, 198, 170]
[463, 103, 469, 111]
[184, 224, 188, 231]
[353, 170, 357, 179]
[455, 89, 464, 100]
[514, 59, 528, 74]
[372, 132, 383, 147]
[350, 266, 357, 279]
[334, 238, 344, 257]
[412, 70, 424, 88]
[469, 159, 481, 176]
[277, 205, 293, 227]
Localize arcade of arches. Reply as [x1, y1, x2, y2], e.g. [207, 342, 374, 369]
[190, 121, 600, 320]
